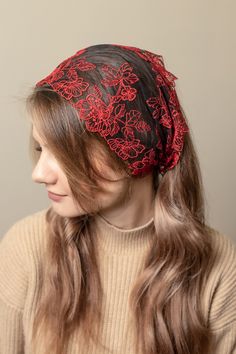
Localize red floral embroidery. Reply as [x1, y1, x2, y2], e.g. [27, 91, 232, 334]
[36, 44, 189, 176]
[128, 148, 159, 176]
[50, 79, 89, 100]
[107, 138, 146, 160]
[67, 67, 78, 81]
[76, 58, 96, 71]
[146, 95, 172, 129]
[101, 63, 139, 88]
[125, 110, 151, 132]
[120, 86, 137, 101]
[121, 110, 151, 139]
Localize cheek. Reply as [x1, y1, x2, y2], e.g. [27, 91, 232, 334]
[58, 171, 72, 194]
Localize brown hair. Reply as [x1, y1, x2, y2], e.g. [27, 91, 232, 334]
[26, 86, 215, 354]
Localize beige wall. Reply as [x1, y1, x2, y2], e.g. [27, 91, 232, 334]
[0, 0, 235, 241]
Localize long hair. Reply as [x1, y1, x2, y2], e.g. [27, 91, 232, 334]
[25, 81, 215, 353]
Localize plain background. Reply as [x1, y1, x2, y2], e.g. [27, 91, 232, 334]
[0, 0, 235, 242]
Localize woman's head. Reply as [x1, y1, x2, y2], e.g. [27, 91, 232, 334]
[27, 43, 188, 219]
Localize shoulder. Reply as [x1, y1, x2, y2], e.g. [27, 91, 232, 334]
[0, 208, 49, 310]
[207, 226, 236, 278]
[2, 208, 49, 239]
[1, 208, 49, 254]
[204, 226, 236, 330]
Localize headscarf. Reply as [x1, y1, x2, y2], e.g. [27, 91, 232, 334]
[36, 43, 189, 176]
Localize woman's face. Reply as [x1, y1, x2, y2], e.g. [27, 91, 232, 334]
[31, 126, 131, 218]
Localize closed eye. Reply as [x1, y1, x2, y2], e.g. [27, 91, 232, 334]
[35, 146, 42, 152]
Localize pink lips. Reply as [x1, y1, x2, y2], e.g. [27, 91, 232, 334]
[47, 191, 66, 202]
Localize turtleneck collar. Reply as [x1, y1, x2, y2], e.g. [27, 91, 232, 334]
[92, 214, 155, 255]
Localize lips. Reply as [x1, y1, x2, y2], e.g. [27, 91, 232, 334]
[47, 191, 66, 202]
[47, 191, 66, 196]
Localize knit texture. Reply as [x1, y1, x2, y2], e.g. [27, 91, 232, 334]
[0, 208, 236, 354]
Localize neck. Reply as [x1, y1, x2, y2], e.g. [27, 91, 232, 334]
[95, 174, 155, 229]
[92, 212, 155, 255]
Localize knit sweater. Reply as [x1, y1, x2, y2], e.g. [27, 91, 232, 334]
[0, 208, 236, 354]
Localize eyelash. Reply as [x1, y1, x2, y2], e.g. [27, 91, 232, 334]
[35, 146, 42, 152]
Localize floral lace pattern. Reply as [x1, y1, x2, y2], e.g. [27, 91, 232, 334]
[36, 44, 189, 176]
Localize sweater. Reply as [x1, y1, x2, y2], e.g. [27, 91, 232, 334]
[0, 208, 236, 354]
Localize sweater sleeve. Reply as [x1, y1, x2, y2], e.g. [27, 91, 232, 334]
[208, 233, 236, 353]
[0, 299, 24, 354]
[0, 220, 29, 354]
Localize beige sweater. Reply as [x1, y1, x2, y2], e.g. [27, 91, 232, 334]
[0, 208, 236, 354]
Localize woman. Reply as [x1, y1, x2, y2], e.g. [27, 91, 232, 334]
[0, 44, 235, 354]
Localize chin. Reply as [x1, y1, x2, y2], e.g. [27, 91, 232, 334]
[51, 204, 86, 218]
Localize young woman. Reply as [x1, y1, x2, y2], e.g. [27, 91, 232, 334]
[0, 44, 235, 354]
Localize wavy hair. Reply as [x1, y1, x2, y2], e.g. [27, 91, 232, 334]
[25, 82, 215, 353]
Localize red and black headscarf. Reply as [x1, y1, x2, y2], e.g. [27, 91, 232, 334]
[36, 44, 189, 177]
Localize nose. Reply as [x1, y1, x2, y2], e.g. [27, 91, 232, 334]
[31, 154, 57, 185]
